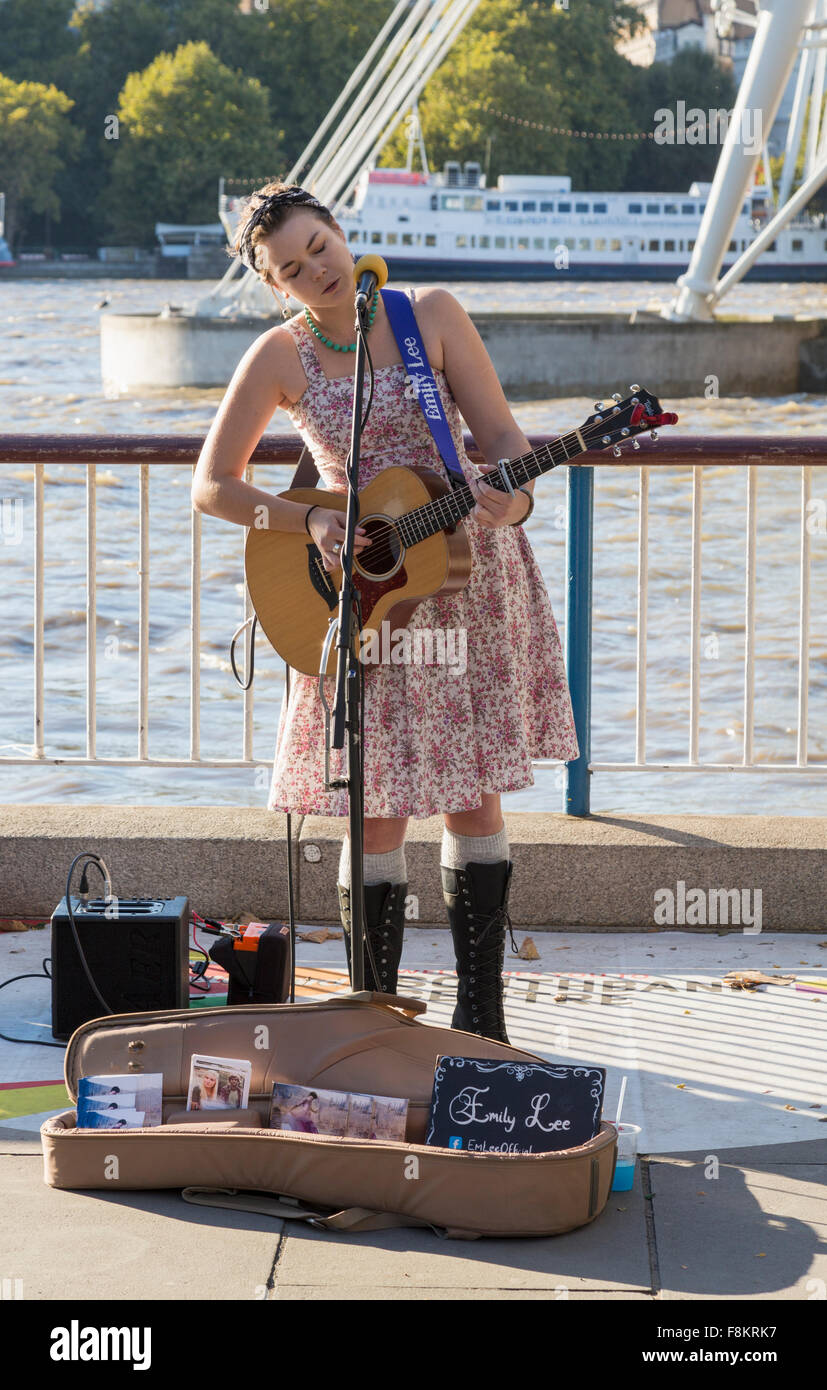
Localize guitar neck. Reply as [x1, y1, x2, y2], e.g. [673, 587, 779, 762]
[394, 427, 587, 548]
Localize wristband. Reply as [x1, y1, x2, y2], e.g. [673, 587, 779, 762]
[304, 504, 321, 537]
[509, 486, 534, 526]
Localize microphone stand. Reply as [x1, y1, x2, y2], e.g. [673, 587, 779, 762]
[328, 279, 377, 993]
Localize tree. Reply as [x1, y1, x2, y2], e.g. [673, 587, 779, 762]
[0, 74, 81, 251]
[620, 46, 738, 192]
[378, 0, 646, 190]
[103, 41, 277, 245]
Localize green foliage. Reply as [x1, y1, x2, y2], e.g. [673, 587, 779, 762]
[0, 73, 81, 250]
[620, 46, 738, 192]
[103, 40, 275, 245]
[0, 0, 774, 250]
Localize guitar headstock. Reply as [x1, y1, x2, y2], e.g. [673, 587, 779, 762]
[580, 385, 678, 457]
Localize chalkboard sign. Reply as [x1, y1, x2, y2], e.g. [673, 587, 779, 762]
[426, 1057, 606, 1153]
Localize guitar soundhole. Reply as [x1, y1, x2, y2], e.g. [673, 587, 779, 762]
[354, 514, 404, 580]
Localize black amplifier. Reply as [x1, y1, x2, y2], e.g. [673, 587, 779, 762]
[50, 895, 190, 1040]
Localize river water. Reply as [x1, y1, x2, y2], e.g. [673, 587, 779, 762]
[1, 277, 825, 815]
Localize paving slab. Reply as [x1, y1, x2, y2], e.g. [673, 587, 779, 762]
[268, 1189, 652, 1295]
[649, 1147, 827, 1301]
[0, 1157, 283, 1301]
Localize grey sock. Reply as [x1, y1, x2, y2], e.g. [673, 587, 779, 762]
[338, 839, 408, 888]
[441, 825, 510, 870]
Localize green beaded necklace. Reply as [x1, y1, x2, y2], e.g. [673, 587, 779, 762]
[304, 290, 379, 352]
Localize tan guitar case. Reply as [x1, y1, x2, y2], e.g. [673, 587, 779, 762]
[41, 993, 618, 1239]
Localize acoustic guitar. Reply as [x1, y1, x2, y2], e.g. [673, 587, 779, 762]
[245, 385, 677, 675]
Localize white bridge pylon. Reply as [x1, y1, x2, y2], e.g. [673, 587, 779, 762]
[195, 0, 483, 319]
[668, 0, 827, 321]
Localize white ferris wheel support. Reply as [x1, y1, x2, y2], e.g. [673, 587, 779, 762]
[668, 0, 822, 321]
[194, 0, 482, 318]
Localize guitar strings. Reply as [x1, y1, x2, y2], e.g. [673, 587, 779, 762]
[340, 434, 577, 570]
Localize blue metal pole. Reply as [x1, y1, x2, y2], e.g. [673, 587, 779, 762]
[564, 463, 594, 815]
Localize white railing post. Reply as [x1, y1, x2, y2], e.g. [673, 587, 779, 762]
[798, 464, 812, 766]
[635, 464, 649, 765]
[86, 463, 97, 760]
[689, 465, 703, 763]
[138, 463, 149, 760]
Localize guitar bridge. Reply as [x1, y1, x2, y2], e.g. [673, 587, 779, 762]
[306, 543, 337, 611]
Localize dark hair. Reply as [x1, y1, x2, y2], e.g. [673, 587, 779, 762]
[227, 181, 339, 285]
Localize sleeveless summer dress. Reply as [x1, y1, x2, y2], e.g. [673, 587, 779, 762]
[266, 287, 579, 820]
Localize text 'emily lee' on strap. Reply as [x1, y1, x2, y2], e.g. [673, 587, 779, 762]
[381, 286, 466, 490]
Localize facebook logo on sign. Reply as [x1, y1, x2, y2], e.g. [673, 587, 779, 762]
[448, 1136, 463, 1149]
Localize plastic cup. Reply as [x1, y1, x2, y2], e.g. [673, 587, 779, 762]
[611, 1122, 641, 1192]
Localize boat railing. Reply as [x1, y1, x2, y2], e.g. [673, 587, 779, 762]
[0, 433, 822, 814]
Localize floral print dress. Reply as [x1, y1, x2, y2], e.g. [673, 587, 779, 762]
[267, 287, 579, 819]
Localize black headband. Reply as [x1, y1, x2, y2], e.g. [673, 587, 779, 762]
[237, 188, 328, 273]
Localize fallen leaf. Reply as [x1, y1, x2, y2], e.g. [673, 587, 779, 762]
[756, 1253, 766, 1258]
[298, 927, 342, 943]
[683, 1010, 691, 1015]
[554, 994, 567, 1003]
[513, 936, 539, 961]
[809, 1104, 821, 1109]
[784, 1105, 796, 1111]
[696, 1191, 706, 1196]
[0, 919, 31, 933]
[676, 1083, 686, 1089]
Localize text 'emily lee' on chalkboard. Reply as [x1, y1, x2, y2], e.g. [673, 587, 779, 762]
[426, 1057, 606, 1153]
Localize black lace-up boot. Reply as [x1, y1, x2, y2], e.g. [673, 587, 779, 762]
[442, 860, 517, 1044]
[338, 880, 407, 994]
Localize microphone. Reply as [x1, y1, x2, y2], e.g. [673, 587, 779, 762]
[353, 253, 388, 308]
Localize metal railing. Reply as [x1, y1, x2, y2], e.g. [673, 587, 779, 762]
[0, 433, 823, 814]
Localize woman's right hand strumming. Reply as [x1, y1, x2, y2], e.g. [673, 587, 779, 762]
[307, 507, 372, 573]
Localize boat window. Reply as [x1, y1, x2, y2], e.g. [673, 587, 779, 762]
[495, 236, 506, 248]
[664, 239, 676, 251]
[517, 236, 529, 250]
[540, 202, 554, 212]
[425, 234, 437, 246]
[664, 204, 678, 214]
[486, 200, 501, 211]
[628, 203, 642, 214]
[593, 203, 607, 213]
[348, 230, 360, 242]
[533, 237, 545, 249]
[595, 237, 607, 251]
[455, 234, 468, 247]
[479, 235, 490, 247]
[522, 201, 536, 211]
[688, 239, 696, 251]
[558, 201, 571, 212]
[646, 204, 660, 214]
[505, 201, 519, 211]
[576, 202, 589, 213]
[610, 238, 621, 252]
[579, 237, 590, 250]
[464, 195, 484, 211]
[792, 238, 804, 252]
[565, 237, 575, 249]
[682, 204, 695, 214]
[386, 232, 397, 245]
[648, 239, 660, 251]
[728, 240, 736, 252]
[371, 231, 382, 243]
[441, 195, 462, 210]
[402, 233, 414, 246]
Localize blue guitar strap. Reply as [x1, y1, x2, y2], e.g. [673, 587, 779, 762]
[380, 286, 467, 489]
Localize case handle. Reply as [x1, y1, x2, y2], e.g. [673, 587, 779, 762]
[180, 1187, 478, 1239]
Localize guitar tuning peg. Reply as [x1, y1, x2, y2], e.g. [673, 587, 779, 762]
[611, 393, 622, 402]
[612, 445, 622, 458]
[632, 439, 640, 450]
[650, 430, 658, 442]
[594, 402, 603, 412]
[630, 383, 641, 393]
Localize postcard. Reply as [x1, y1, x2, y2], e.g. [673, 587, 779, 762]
[76, 1108, 146, 1130]
[77, 1073, 163, 1126]
[187, 1054, 252, 1111]
[270, 1084, 349, 1136]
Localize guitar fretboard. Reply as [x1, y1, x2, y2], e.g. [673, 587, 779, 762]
[394, 428, 583, 548]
